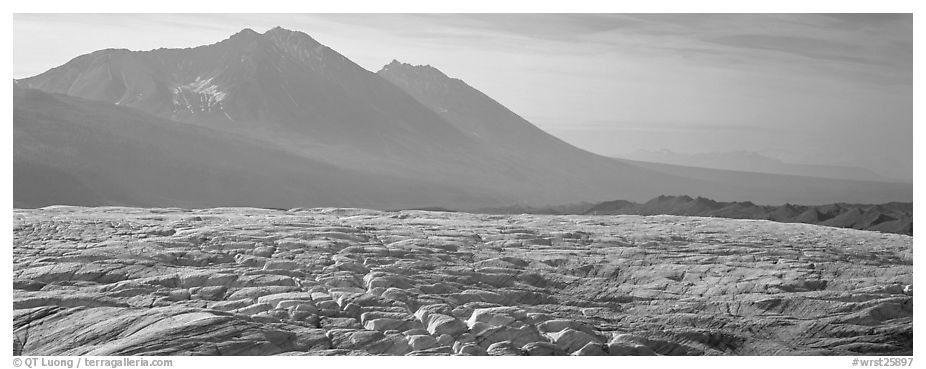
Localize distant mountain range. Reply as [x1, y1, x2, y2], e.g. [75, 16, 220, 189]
[14, 27, 913, 209]
[618, 149, 909, 183]
[477, 195, 913, 235]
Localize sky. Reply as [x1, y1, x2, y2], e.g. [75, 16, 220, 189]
[13, 13, 913, 181]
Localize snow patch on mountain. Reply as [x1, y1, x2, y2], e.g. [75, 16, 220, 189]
[171, 76, 229, 116]
[187, 76, 228, 102]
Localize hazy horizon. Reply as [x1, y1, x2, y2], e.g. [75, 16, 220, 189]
[14, 13, 913, 182]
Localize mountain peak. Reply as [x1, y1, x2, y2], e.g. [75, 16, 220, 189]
[378, 60, 449, 80]
[229, 28, 261, 41]
[263, 26, 321, 48]
[384, 59, 403, 68]
[263, 26, 296, 37]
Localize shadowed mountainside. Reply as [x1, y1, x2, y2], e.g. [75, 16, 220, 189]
[14, 87, 494, 209]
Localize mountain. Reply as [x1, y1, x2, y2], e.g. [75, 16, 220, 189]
[17, 27, 689, 207]
[377, 60, 574, 152]
[14, 87, 490, 209]
[17, 28, 476, 158]
[376, 59, 911, 205]
[582, 195, 912, 235]
[619, 149, 905, 183]
[475, 194, 913, 235]
[14, 27, 913, 209]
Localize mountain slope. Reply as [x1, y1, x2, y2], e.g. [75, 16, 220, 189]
[14, 87, 493, 209]
[377, 60, 912, 206]
[378, 60, 575, 152]
[15, 27, 913, 208]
